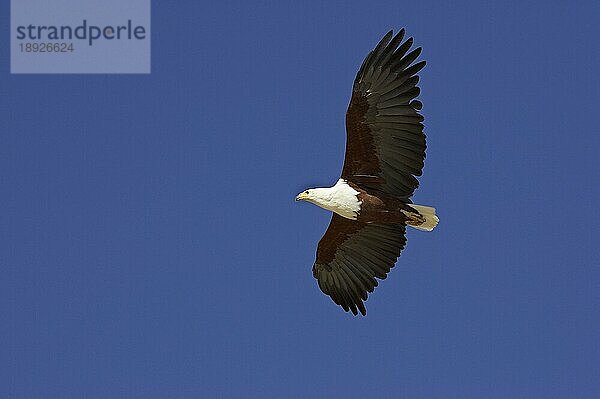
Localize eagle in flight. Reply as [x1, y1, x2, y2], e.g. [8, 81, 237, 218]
[295, 29, 438, 316]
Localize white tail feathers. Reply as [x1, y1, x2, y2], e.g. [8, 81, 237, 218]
[408, 204, 439, 231]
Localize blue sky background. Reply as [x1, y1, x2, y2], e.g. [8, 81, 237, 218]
[2, 1, 599, 397]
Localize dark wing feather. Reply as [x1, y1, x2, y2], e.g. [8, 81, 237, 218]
[312, 214, 407, 315]
[343, 29, 427, 201]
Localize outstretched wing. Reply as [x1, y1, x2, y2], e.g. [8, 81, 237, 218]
[312, 214, 407, 315]
[343, 29, 427, 201]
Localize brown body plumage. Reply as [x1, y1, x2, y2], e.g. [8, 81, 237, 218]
[351, 182, 424, 225]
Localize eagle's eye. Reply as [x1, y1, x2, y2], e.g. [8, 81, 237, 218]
[305, 191, 309, 194]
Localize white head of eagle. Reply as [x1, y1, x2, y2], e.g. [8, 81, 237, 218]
[296, 179, 362, 220]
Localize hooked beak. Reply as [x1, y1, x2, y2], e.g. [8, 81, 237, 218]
[295, 192, 308, 202]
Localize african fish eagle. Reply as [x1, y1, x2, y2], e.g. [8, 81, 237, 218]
[296, 29, 438, 316]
